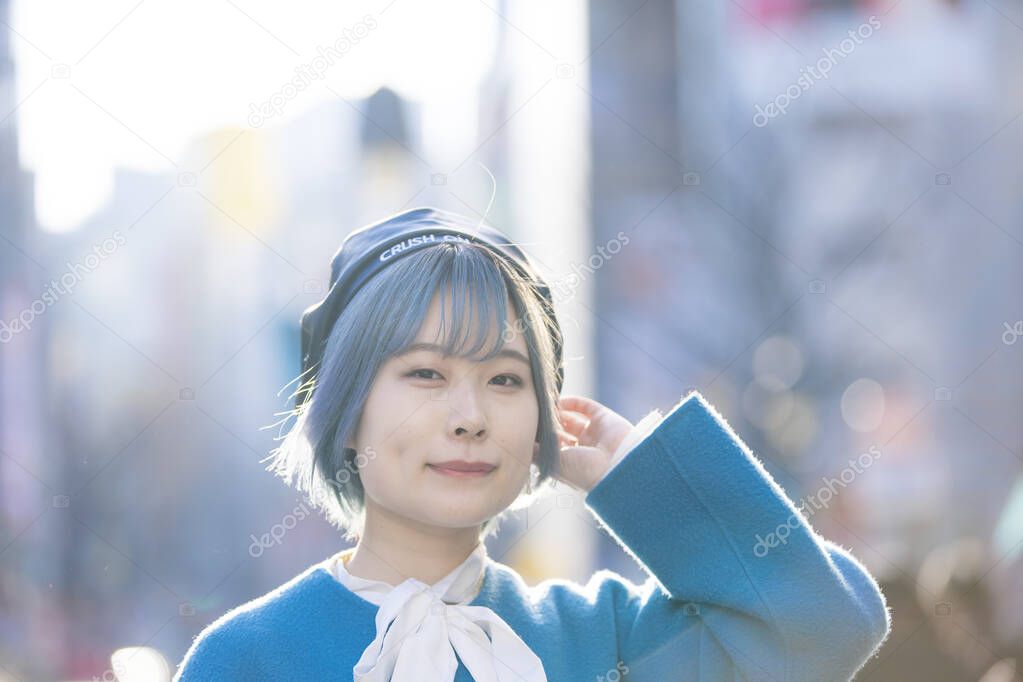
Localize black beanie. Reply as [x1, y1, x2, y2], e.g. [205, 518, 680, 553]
[297, 207, 564, 409]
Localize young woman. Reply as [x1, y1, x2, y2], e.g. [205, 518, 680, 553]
[175, 207, 890, 681]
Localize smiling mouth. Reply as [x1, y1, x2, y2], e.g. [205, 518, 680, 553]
[427, 463, 497, 478]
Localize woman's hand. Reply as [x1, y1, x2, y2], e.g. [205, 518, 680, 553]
[554, 395, 635, 493]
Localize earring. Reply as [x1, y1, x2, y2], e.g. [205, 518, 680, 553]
[525, 462, 539, 494]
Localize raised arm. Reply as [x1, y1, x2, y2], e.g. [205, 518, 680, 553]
[582, 390, 891, 681]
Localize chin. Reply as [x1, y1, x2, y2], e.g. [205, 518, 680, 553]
[419, 504, 496, 529]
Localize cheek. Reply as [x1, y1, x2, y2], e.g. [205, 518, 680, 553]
[356, 387, 421, 457]
[497, 427, 540, 474]
[357, 448, 413, 505]
[355, 418, 426, 488]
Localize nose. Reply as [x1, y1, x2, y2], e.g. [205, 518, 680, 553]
[446, 378, 487, 440]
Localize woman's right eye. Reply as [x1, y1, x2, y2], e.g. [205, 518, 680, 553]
[407, 369, 441, 380]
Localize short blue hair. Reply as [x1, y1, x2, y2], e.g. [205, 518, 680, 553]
[266, 240, 563, 542]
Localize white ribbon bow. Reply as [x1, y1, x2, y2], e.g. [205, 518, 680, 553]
[349, 552, 547, 682]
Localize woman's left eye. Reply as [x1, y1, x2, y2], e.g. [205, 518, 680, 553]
[490, 374, 523, 387]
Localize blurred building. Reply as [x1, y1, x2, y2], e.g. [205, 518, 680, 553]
[0, 0, 50, 677]
[2, 1, 1022, 680]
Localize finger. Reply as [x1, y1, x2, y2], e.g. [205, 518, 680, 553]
[556, 428, 578, 447]
[558, 411, 589, 432]
[557, 419, 588, 447]
[553, 444, 607, 492]
[558, 395, 605, 418]
[556, 426, 577, 438]
[558, 395, 597, 409]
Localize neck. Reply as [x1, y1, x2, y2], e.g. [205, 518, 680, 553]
[346, 502, 484, 586]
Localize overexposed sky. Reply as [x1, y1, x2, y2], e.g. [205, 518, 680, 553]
[10, 0, 497, 232]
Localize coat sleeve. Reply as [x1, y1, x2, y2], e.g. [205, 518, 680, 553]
[583, 390, 891, 681]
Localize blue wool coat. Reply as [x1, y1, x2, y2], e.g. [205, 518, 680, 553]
[175, 391, 891, 681]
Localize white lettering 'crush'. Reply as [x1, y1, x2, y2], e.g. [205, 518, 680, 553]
[379, 233, 473, 262]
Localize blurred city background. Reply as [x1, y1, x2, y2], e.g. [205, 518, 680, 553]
[2, 0, 1022, 679]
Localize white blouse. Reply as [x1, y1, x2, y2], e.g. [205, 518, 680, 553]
[331, 408, 665, 682]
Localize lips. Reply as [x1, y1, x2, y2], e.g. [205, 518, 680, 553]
[427, 460, 497, 476]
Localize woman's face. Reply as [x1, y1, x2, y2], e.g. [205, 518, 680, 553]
[348, 291, 540, 532]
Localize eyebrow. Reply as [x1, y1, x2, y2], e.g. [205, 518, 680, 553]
[396, 342, 531, 367]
